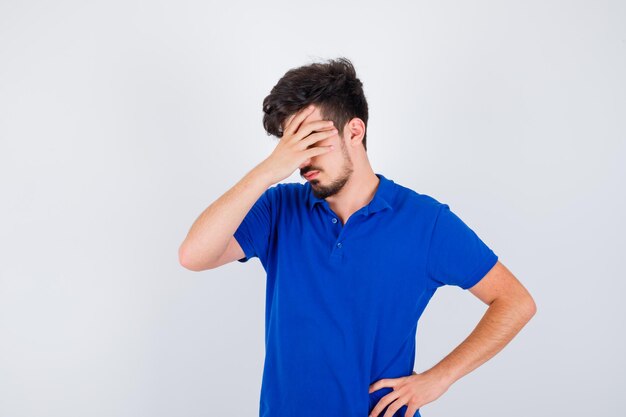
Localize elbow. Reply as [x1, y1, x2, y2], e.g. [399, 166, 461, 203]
[179, 244, 200, 272]
[179, 260, 197, 272]
[526, 297, 537, 318]
[495, 294, 537, 322]
[178, 244, 215, 272]
[519, 295, 537, 322]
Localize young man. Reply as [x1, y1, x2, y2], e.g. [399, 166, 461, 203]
[179, 58, 536, 417]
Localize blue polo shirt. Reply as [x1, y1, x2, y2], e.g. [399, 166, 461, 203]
[233, 173, 498, 417]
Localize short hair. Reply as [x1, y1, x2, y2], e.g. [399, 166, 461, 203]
[262, 57, 369, 151]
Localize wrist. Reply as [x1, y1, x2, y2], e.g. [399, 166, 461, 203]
[246, 161, 275, 187]
[423, 364, 456, 389]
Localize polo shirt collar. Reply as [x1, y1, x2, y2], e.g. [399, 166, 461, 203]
[306, 172, 394, 215]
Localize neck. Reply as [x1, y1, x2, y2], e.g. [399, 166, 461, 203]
[325, 163, 380, 223]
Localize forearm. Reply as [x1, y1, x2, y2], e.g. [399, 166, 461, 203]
[178, 163, 273, 270]
[424, 297, 535, 387]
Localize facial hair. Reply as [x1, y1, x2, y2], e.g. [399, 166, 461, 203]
[310, 138, 354, 200]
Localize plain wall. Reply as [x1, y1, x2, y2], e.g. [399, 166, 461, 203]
[1, 1, 624, 416]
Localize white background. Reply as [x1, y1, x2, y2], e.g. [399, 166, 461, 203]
[1, 1, 624, 416]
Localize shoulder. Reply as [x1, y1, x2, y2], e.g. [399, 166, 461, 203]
[264, 181, 306, 206]
[274, 181, 304, 192]
[387, 178, 446, 216]
[272, 181, 305, 196]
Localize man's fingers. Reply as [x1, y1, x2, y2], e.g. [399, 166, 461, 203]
[404, 404, 420, 417]
[299, 126, 337, 149]
[369, 378, 387, 393]
[295, 120, 336, 143]
[284, 104, 315, 137]
[283, 114, 295, 133]
[368, 391, 402, 417]
[305, 144, 334, 159]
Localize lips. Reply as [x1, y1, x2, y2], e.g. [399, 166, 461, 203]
[304, 170, 319, 180]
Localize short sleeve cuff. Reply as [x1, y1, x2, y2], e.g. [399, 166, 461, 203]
[459, 252, 498, 290]
[233, 227, 255, 263]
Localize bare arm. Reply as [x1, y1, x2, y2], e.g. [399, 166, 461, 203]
[368, 261, 536, 417]
[178, 104, 337, 271]
[425, 261, 537, 386]
[178, 165, 273, 271]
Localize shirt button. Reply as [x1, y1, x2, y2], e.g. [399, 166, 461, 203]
[336, 242, 342, 248]
[331, 218, 337, 223]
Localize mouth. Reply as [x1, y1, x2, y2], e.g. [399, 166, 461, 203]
[304, 170, 320, 180]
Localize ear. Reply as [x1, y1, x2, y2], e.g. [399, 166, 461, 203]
[345, 117, 366, 148]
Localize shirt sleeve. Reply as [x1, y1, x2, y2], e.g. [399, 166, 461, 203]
[233, 185, 277, 268]
[426, 203, 498, 290]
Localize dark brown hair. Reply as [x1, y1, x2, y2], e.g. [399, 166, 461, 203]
[262, 57, 369, 151]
